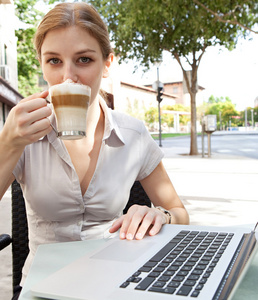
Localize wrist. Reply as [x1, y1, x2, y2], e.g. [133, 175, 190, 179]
[155, 206, 172, 224]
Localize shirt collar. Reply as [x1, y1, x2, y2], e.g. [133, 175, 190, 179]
[99, 97, 125, 145]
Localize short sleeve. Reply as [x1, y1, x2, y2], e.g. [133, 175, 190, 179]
[136, 123, 164, 181]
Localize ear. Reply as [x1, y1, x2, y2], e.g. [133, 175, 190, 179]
[103, 53, 113, 78]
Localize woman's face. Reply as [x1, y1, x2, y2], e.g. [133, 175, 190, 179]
[40, 26, 112, 103]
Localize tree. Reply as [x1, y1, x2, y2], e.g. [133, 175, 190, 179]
[193, 0, 258, 34]
[204, 97, 240, 129]
[14, 0, 44, 96]
[90, 0, 256, 155]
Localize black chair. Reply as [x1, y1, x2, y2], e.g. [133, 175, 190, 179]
[0, 180, 151, 296]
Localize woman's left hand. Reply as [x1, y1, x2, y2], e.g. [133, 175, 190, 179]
[109, 204, 167, 240]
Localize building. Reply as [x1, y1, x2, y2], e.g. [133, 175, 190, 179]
[0, 0, 23, 131]
[114, 81, 177, 115]
[254, 96, 258, 108]
[145, 80, 205, 107]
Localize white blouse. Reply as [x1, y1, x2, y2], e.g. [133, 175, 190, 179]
[13, 98, 164, 284]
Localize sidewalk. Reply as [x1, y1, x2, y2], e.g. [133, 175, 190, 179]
[1, 146, 258, 299]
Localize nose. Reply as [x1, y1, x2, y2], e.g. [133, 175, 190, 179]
[62, 63, 78, 83]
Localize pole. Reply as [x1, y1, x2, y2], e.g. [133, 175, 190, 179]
[251, 109, 254, 129]
[158, 102, 162, 147]
[201, 115, 204, 158]
[219, 111, 222, 131]
[157, 66, 162, 147]
[245, 108, 247, 130]
[208, 133, 211, 158]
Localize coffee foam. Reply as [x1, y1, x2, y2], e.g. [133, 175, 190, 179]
[49, 81, 91, 97]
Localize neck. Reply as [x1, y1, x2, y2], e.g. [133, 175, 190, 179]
[86, 97, 104, 139]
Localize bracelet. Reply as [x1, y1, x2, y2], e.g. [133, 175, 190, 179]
[155, 206, 172, 224]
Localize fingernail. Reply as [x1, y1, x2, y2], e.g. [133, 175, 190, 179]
[126, 233, 133, 240]
[136, 232, 142, 239]
[120, 232, 125, 239]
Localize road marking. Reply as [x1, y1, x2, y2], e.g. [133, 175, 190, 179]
[217, 149, 232, 153]
[217, 149, 255, 153]
[241, 149, 255, 152]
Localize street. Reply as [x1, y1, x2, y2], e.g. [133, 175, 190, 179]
[160, 132, 258, 159]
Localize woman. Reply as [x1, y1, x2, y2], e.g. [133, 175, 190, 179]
[0, 2, 189, 297]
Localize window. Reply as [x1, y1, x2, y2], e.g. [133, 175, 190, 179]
[173, 86, 178, 94]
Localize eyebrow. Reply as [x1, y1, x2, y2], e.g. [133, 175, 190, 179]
[42, 49, 97, 56]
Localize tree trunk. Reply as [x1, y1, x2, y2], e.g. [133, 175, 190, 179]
[190, 92, 198, 155]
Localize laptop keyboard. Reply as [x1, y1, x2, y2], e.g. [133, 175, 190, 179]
[120, 230, 234, 297]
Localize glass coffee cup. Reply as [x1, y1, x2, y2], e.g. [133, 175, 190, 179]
[49, 81, 91, 140]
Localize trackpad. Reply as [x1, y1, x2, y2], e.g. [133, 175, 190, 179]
[91, 240, 154, 262]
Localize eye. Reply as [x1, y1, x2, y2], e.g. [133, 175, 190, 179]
[48, 58, 61, 65]
[78, 57, 91, 64]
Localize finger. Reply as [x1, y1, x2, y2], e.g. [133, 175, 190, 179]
[28, 106, 52, 125]
[20, 90, 49, 103]
[119, 215, 133, 239]
[148, 215, 164, 237]
[135, 210, 157, 240]
[109, 216, 124, 234]
[18, 118, 51, 141]
[122, 206, 148, 240]
[21, 97, 50, 113]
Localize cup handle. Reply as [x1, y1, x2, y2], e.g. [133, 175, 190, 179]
[45, 99, 58, 136]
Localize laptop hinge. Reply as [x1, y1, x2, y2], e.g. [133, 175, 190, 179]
[213, 222, 258, 300]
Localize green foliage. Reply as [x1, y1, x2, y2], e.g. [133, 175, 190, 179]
[239, 107, 258, 126]
[14, 0, 45, 96]
[145, 103, 191, 129]
[145, 107, 159, 125]
[204, 96, 240, 128]
[162, 104, 190, 126]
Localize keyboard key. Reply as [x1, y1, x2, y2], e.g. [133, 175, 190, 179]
[188, 275, 200, 281]
[181, 266, 193, 272]
[149, 271, 161, 277]
[168, 281, 181, 288]
[120, 282, 129, 288]
[153, 281, 166, 288]
[191, 290, 200, 297]
[135, 277, 155, 290]
[177, 285, 192, 296]
[149, 242, 177, 262]
[153, 267, 165, 272]
[163, 270, 176, 276]
[143, 261, 157, 268]
[149, 287, 176, 294]
[173, 275, 185, 282]
[195, 284, 204, 290]
[159, 276, 171, 282]
[184, 280, 196, 286]
[138, 266, 152, 272]
[177, 270, 189, 276]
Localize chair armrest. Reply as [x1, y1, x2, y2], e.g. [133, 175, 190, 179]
[0, 234, 12, 250]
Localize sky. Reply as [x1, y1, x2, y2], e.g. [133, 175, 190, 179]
[118, 31, 258, 111]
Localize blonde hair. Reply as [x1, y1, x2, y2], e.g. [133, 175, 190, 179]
[34, 2, 112, 61]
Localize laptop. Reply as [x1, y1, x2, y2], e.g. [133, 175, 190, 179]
[31, 224, 258, 300]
